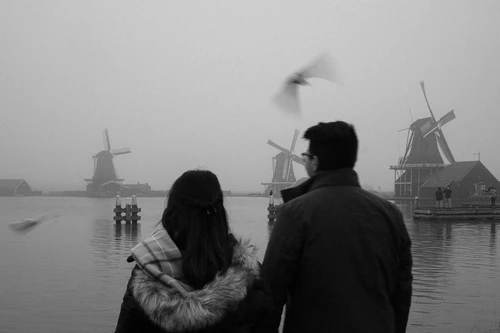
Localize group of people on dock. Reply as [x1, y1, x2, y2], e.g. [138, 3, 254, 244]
[114, 121, 413, 333]
[436, 184, 497, 208]
[435, 186, 453, 209]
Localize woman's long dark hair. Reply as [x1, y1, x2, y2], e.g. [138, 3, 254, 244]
[161, 170, 234, 289]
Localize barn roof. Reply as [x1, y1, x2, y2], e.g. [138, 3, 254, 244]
[122, 183, 150, 190]
[420, 161, 479, 188]
[421, 179, 453, 188]
[0, 179, 26, 189]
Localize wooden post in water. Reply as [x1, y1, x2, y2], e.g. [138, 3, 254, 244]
[130, 195, 141, 224]
[113, 195, 141, 224]
[267, 192, 281, 223]
[114, 195, 123, 224]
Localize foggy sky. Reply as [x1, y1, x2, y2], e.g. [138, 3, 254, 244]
[2, 0, 500, 192]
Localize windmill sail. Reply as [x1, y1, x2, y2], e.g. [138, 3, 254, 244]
[85, 129, 131, 197]
[435, 130, 455, 164]
[417, 82, 456, 164]
[263, 129, 306, 196]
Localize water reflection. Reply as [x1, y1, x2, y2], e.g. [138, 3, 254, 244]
[490, 222, 496, 255]
[408, 219, 500, 332]
[114, 223, 140, 250]
[410, 220, 455, 313]
[91, 219, 141, 267]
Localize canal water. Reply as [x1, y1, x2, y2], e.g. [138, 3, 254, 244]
[0, 197, 499, 332]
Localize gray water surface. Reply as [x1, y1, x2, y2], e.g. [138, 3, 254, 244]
[0, 197, 499, 332]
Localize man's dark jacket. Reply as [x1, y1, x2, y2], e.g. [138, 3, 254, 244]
[435, 188, 443, 200]
[259, 169, 413, 333]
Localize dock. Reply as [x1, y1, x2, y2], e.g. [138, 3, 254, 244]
[413, 207, 500, 220]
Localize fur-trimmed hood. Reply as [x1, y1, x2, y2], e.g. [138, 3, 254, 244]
[130, 237, 260, 332]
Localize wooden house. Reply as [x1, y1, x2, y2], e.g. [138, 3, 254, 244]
[0, 179, 32, 196]
[418, 161, 500, 201]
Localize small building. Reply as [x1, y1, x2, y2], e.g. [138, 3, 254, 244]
[0, 179, 32, 196]
[121, 182, 152, 196]
[418, 161, 500, 203]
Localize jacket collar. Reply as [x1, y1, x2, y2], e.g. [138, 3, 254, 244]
[131, 236, 260, 332]
[281, 168, 360, 203]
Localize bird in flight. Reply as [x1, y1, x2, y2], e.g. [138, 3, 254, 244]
[9, 212, 60, 235]
[273, 52, 342, 116]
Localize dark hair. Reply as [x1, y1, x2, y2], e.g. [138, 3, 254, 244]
[161, 170, 234, 289]
[303, 121, 358, 170]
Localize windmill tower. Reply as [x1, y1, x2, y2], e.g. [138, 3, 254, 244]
[261, 129, 306, 196]
[390, 81, 456, 197]
[84, 129, 131, 197]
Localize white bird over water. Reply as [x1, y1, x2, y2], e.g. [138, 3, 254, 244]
[9, 213, 60, 235]
[273, 52, 342, 116]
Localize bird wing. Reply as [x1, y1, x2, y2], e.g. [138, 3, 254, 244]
[8, 213, 60, 235]
[9, 220, 39, 234]
[299, 52, 341, 83]
[273, 81, 301, 116]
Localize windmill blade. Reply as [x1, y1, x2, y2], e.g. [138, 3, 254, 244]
[300, 52, 342, 83]
[291, 154, 306, 166]
[438, 109, 456, 127]
[267, 139, 291, 155]
[435, 130, 455, 163]
[111, 147, 131, 155]
[409, 106, 414, 123]
[289, 129, 299, 154]
[103, 129, 111, 151]
[420, 81, 437, 121]
[282, 156, 290, 180]
[284, 129, 301, 181]
[402, 131, 414, 164]
[422, 110, 456, 138]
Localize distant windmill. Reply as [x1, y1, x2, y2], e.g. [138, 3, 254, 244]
[391, 82, 457, 197]
[261, 129, 306, 196]
[84, 129, 131, 197]
[399, 82, 456, 165]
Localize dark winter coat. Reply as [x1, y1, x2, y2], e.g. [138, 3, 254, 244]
[435, 188, 443, 200]
[258, 169, 413, 333]
[115, 237, 271, 333]
[444, 187, 452, 199]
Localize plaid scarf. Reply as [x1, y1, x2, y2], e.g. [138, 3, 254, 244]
[131, 228, 194, 295]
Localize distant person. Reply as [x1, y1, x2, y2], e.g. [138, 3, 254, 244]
[488, 184, 497, 207]
[115, 170, 270, 333]
[435, 187, 444, 209]
[444, 186, 453, 209]
[258, 121, 413, 333]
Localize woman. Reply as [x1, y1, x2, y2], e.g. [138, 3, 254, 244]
[115, 170, 269, 333]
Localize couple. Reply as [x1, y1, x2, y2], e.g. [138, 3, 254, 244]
[114, 121, 413, 333]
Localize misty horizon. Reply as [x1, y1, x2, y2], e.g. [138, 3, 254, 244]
[2, 1, 500, 195]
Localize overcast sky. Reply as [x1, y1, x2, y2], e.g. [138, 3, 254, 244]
[1, 0, 500, 193]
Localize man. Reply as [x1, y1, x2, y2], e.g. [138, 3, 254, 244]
[260, 121, 413, 333]
[487, 184, 497, 207]
[444, 186, 452, 209]
[435, 187, 444, 209]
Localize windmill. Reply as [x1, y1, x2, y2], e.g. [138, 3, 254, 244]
[84, 129, 131, 197]
[391, 81, 457, 197]
[261, 129, 306, 196]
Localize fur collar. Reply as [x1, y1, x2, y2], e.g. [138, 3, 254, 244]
[131, 237, 260, 332]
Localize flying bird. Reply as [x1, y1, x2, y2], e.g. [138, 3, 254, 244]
[9, 213, 60, 235]
[273, 52, 341, 116]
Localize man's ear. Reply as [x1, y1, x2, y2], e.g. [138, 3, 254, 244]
[312, 155, 319, 172]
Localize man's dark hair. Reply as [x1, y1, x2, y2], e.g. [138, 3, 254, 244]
[303, 121, 358, 170]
